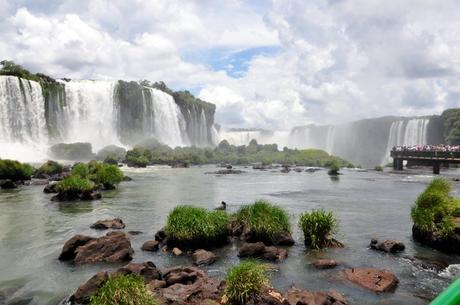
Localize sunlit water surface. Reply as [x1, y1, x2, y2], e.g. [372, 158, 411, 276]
[1, 166, 459, 305]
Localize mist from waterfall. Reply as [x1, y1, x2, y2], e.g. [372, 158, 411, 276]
[0, 76, 48, 161]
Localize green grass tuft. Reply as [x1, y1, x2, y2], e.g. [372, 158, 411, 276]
[298, 209, 338, 249]
[225, 260, 268, 305]
[234, 200, 291, 243]
[0, 159, 34, 181]
[92, 164, 124, 189]
[72, 163, 89, 178]
[327, 160, 341, 175]
[36, 160, 63, 176]
[166, 205, 229, 245]
[90, 274, 157, 305]
[56, 175, 94, 194]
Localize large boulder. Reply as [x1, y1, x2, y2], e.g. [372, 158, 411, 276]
[0, 180, 18, 189]
[90, 218, 125, 230]
[50, 142, 95, 160]
[238, 242, 288, 261]
[192, 249, 217, 266]
[69, 271, 109, 305]
[342, 268, 399, 293]
[370, 238, 405, 253]
[59, 231, 134, 264]
[412, 225, 460, 255]
[285, 286, 348, 305]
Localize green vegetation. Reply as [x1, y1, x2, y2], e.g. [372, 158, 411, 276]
[298, 209, 339, 249]
[441, 109, 460, 145]
[0, 159, 34, 181]
[374, 165, 383, 171]
[36, 160, 63, 176]
[327, 160, 341, 175]
[49, 142, 94, 160]
[90, 274, 157, 305]
[96, 145, 126, 161]
[234, 200, 291, 243]
[0, 60, 42, 82]
[92, 164, 124, 189]
[125, 138, 353, 168]
[71, 163, 89, 178]
[411, 178, 460, 237]
[225, 260, 268, 305]
[56, 175, 94, 194]
[165, 205, 229, 245]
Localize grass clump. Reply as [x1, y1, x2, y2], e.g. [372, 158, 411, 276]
[165, 205, 229, 246]
[298, 209, 338, 249]
[0, 159, 34, 181]
[92, 164, 124, 189]
[374, 165, 383, 172]
[56, 175, 94, 194]
[234, 200, 291, 243]
[36, 160, 63, 176]
[327, 160, 341, 175]
[90, 274, 157, 305]
[411, 178, 459, 237]
[71, 163, 89, 178]
[225, 260, 268, 305]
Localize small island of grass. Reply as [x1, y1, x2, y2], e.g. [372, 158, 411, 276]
[299, 209, 342, 249]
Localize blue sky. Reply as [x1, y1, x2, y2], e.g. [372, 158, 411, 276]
[0, 0, 459, 129]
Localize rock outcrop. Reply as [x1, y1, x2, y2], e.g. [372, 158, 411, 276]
[342, 268, 399, 293]
[238, 242, 288, 261]
[370, 238, 405, 253]
[285, 286, 348, 305]
[90, 218, 125, 230]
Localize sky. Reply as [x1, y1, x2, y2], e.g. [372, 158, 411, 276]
[0, 0, 459, 130]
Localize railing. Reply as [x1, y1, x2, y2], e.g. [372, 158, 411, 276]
[391, 150, 460, 159]
[429, 277, 460, 305]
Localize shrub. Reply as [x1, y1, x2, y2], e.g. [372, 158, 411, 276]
[225, 260, 268, 305]
[374, 165, 383, 171]
[0, 159, 34, 181]
[103, 155, 119, 165]
[234, 200, 291, 243]
[49, 142, 94, 160]
[166, 205, 229, 246]
[56, 175, 94, 194]
[411, 178, 457, 237]
[298, 209, 338, 249]
[126, 155, 149, 168]
[90, 274, 157, 305]
[96, 145, 126, 161]
[36, 160, 63, 176]
[327, 160, 340, 175]
[71, 163, 89, 178]
[92, 164, 124, 189]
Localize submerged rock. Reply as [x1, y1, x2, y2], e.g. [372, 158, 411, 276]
[51, 189, 101, 202]
[59, 231, 133, 264]
[192, 249, 217, 266]
[141, 240, 160, 252]
[342, 268, 399, 293]
[370, 238, 405, 253]
[312, 259, 338, 269]
[412, 225, 460, 255]
[90, 218, 125, 230]
[285, 286, 348, 305]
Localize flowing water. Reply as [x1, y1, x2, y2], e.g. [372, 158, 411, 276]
[0, 166, 459, 305]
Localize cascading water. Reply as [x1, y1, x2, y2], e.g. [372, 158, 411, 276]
[57, 80, 120, 150]
[0, 76, 48, 161]
[325, 126, 336, 154]
[146, 88, 188, 147]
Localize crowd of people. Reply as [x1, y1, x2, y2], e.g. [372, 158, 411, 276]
[392, 144, 460, 152]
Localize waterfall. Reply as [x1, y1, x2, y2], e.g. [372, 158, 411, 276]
[146, 88, 187, 147]
[0, 76, 48, 161]
[325, 126, 336, 154]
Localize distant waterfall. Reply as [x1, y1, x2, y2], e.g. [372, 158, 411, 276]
[0, 76, 48, 160]
[325, 126, 336, 154]
[57, 80, 120, 150]
[146, 88, 188, 147]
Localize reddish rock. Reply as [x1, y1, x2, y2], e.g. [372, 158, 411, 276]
[90, 218, 125, 230]
[142, 240, 160, 251]
[274, 231, 295, 246]
[370, 239, 405, 253]
[59, 232, 133, 264]
[148, 279, 167, 290]
[239, 242, 288, 261]
[115, 261, 161, 282]
[172, 247, 183, 256]
[192, 249, 217, 266]
[343, 268, 399, 293]
[313, 259, 337, 269]
[285, 286, 348, 305]
[263, 246, 288, 261]
[69, 271, 109, 305]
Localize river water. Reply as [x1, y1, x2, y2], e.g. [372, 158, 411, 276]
[0, 166, 459, 305]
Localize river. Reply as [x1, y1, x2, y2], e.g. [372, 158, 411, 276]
[0, 165, 459, 305]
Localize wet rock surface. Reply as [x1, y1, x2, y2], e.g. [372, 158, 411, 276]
[238, 242, 288, 261]
[90, 218, 125, 230]
[205, 169, 245, 175]
[285, 286, 348, 305]
[412, 225, 460, 255]
[370, 238, 405, 253]
[141, 240, 160, 251]
[59, 231, 134, 264]
[192, 249, 216, 266]
[342, 268, 399, 293]
[312, 259, 338, 269]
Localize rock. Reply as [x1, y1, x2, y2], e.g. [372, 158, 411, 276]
[281, 167, 290, 173]
[148, 279, 167, 290]
[69, 271, 109, 305]
[313, 259, 337, 269]
[23, 179, 49, 186]
[115, 261, 161, 282]
[205, 169, 245, 175]
[49, 172, 70, 181]
[342, 268, 399, 293]
[370, 239, 405, 253]
[172, 247, 183, 256]
[294, 168, 303, 173]
[122, 175, 132, 181]
[273, 231, 295, 246]
[155, 228, 167, 241]
[142, 240, 160, 251]
[51, 189, 101, 202]
[43, 182, 58, 193]
[285, 286, 348, 305]
[171, 162, 190, 168]
[159, 267, 224, 303]
[90, 218, 125, 230]
[239, 242, 288, 261]
[128, 230, 143, 235]
[413, 225, 460, 255]
[192, 249, 217, 266]
[59, 231, 134, 264]
[1, 180, 17, 189]
[50, 142, 95, 160]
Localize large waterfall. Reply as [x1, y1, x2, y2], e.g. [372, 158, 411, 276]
[0, 76, 48, 161]
[0, 76, 216, 161]
[219, 117, 434, 167]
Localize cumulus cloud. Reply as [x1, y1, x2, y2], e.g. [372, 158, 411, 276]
[0, 0, 459, 129]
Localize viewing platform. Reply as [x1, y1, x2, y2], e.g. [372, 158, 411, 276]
[391, 149, 460, 174]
